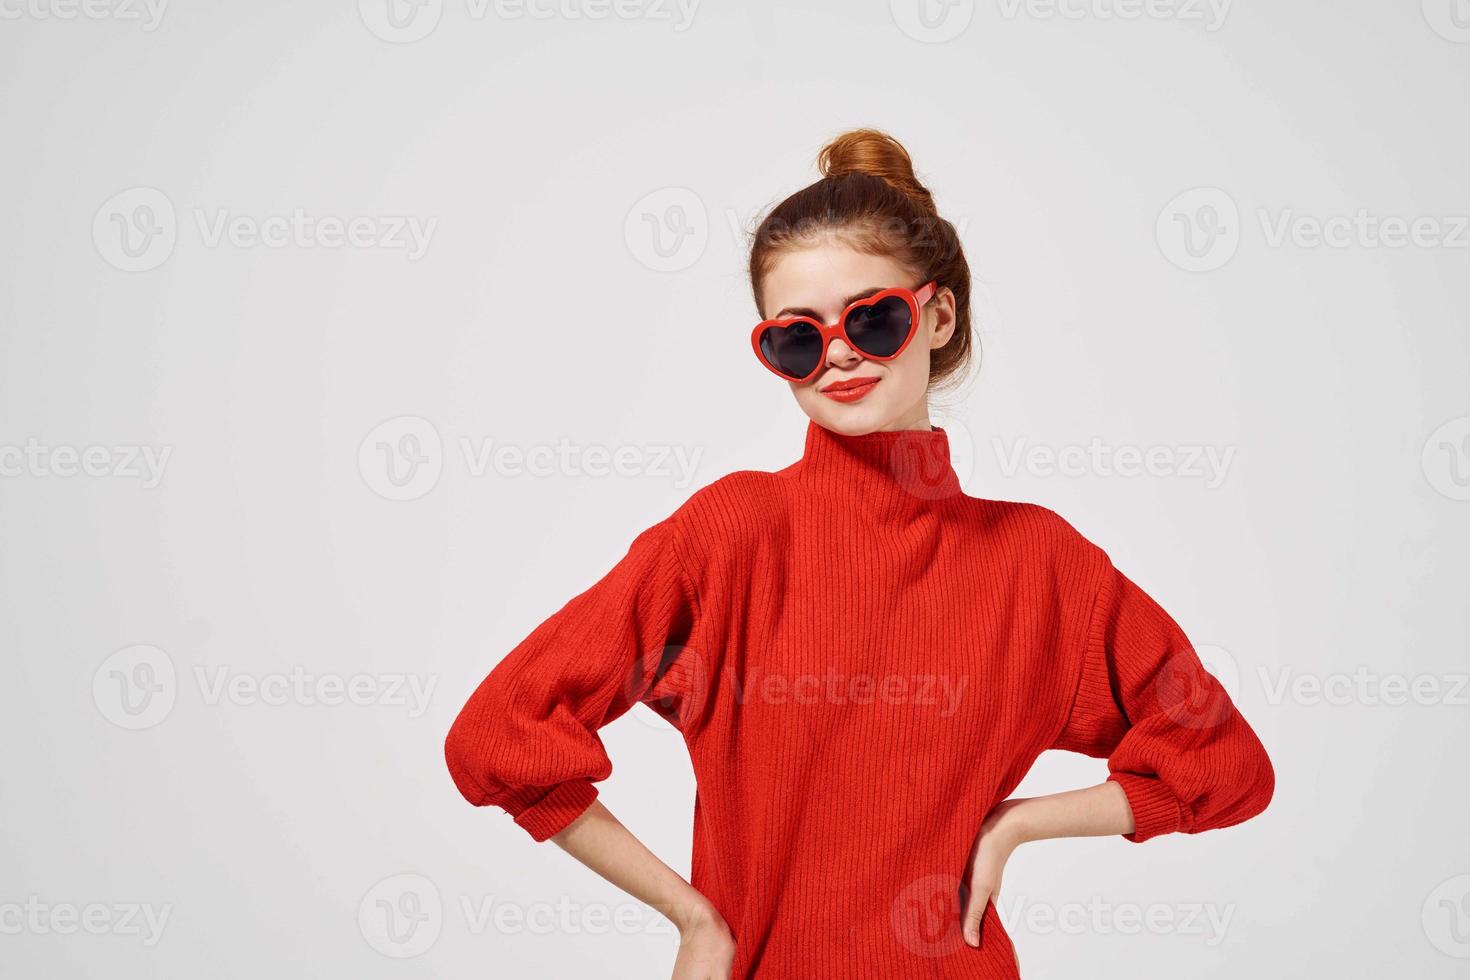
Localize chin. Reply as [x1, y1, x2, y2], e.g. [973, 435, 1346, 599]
[803, 397, 897, 436]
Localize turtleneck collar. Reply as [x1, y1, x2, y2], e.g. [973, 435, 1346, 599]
[791, 418, 964, 519]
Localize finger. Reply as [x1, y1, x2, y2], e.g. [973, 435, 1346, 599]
[962, 889, 989, 947]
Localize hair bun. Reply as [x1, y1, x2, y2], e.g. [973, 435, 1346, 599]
[817, 128, 936, 214]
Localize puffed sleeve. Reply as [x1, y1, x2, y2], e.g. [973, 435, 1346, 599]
[444, 516, 702, 842]
[1051, 554, 1274, 843]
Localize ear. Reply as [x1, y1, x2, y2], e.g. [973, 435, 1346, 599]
[928, 286, 958, 350]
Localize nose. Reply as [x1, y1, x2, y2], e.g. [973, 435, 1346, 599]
[824, 335, 863, 370]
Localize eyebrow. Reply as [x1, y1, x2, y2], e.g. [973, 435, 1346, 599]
[773, 286, 889, 321]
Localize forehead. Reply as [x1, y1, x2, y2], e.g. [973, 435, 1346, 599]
[762, 241, 914, 319]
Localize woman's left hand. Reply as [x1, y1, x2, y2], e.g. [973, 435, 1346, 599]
[959, 783, 1139, 948]
[960, 798, 1030, 947]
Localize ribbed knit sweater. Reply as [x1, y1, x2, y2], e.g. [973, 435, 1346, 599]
[444, 419, 1275, 978]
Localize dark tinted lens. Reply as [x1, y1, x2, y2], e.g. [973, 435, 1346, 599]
[760, 321, 822, 379]
[844, 295, 912, 358]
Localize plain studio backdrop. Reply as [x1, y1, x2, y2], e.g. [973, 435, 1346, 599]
[2, 1, 1468, 977]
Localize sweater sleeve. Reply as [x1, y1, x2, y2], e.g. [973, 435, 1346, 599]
[1051, 554, 1274, 843]
[444, 516, 701, 842]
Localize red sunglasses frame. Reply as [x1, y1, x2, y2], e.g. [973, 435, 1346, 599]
[750, 280, 940, 383]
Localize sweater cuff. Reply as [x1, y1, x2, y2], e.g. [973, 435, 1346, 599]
[511, 778, 600, 842]
[1109, 773, 1184, 843]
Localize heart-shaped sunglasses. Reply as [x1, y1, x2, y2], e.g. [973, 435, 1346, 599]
[751, 280, 939, 383]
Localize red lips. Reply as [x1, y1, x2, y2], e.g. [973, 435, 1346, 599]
[819, 376, 881, 403]
[820, 375, 881, 392]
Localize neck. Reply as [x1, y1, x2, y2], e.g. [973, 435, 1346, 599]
[791, 418, 964, 523]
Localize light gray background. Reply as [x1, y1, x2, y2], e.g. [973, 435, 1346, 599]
[2, 1, 1468, 977]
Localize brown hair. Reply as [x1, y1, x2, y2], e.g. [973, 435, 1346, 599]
[747, 128, 975, 393]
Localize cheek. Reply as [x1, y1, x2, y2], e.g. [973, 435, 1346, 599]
[885, 330, 934, 390]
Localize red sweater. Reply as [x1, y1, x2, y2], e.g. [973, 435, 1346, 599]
[445, 420, 1274, 978]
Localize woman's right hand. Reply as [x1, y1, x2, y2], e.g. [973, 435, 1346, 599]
[671, 904, 735, 980]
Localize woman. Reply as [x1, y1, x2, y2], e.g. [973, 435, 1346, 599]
[444, 128, 1274, 979]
